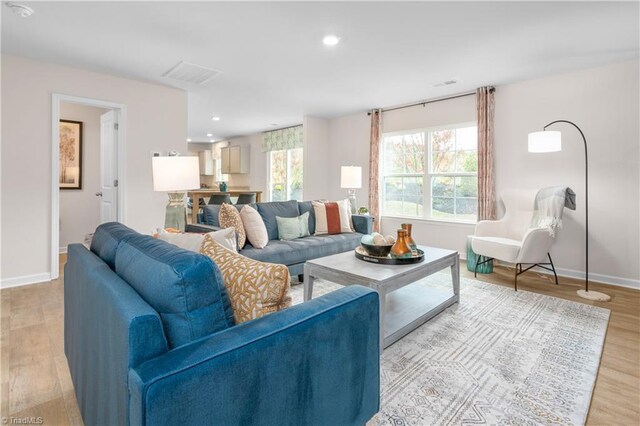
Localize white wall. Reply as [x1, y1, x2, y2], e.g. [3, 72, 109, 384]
[494, 60, 639, 287]
[59, 103, 109, 251]
[325, 60, 639, 288]
[303, 117, 330, 201]
[1, 55, 187, 287]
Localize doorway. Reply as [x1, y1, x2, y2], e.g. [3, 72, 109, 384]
[51, 94, 127, 280]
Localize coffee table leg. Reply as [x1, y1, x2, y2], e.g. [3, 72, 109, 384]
[378, 286, 386, 351]
[451, 254, 460, 302]
[303, 264, 314, 302]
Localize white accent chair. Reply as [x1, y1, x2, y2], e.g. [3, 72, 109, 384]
[471, 190, 559, 291]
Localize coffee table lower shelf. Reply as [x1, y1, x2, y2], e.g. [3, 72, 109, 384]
[383, 284, 457, 348]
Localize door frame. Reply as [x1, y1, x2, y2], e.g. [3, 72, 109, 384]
[51, 94, 127, 280]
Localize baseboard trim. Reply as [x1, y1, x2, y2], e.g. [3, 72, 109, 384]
[483, 259, 639, 290]
[1, 273, 52, 289]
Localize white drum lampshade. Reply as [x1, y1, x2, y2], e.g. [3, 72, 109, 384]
[152, 156, 200, 231]
[528, 131, 562, 153]
[341, 166, 362, 214]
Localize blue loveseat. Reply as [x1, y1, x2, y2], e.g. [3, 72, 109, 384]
[65, 222, 380, 426]
[187, 200, 374, 276]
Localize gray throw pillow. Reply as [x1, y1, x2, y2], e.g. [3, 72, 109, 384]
[276, 212, 310, 240]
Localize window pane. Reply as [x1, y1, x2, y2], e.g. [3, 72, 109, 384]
[456, 176, 478, 198]
[383, 136, 404, 174]
[432, 176, 454, 198]
[402, 195, 423, 216]
[383, 177, 403, 215]
[456, 198, 477, 220]
[404, 133, 425, 174]
[432, 151, 455, 173]
[432, 197, 454, 218]
[456, 127, 477, 151]
[288, 148, 303, 200]
[455, 150, 477, 173]
[431, 129, 455, 152]
[270, 151, 286, 201]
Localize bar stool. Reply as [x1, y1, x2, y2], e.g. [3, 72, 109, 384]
[209, 194, 232, 205]
[235, 193, 256, 205]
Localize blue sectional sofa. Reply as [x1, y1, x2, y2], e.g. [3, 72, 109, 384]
[65, 222, 380, 426]
[187, 200, 374, 276]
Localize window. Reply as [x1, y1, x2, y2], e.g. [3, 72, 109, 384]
[269, 147, 303, 201]
[381, 123, 478, 222]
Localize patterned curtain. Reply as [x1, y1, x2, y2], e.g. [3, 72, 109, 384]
[477, 87, 496, 220]
[262, 125, 303, 152]
[368, 109, 382, 232]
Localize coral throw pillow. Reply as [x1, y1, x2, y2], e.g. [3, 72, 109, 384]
[200, 234, 291, 323]
[313, 199, 353, 235]
[219, 203, 247, 249]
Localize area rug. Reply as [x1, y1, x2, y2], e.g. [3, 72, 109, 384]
[290, 275, 610, 425]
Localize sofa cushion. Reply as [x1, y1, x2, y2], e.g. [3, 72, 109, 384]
[256, 200, 300, 240]
[242, 233, 362, 266]
[200, 235, 291, 323]
[114, 234, 235, 348]
[90, 222, 138, 269]
[298, 201, 316, 235]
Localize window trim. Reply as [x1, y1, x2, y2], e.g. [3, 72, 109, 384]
[381, 121, 478, 222]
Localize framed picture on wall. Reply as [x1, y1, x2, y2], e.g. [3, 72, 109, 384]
[59, 120, 83, 190]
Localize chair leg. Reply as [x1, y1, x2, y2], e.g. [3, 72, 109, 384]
[514, 264, 519, 291]
[548, 253, 559, 285]
[474, 256, 480, 278]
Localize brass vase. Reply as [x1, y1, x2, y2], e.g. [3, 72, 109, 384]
[391, 229, 412, 258]
[401, 223, 417, 253]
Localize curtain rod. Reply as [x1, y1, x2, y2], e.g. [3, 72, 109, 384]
[367, 88, 494, 116]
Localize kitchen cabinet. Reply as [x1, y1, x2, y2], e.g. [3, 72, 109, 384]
[221, 145, 249, 174]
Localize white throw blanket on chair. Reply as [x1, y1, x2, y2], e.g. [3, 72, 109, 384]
[531, 186, 576, 236]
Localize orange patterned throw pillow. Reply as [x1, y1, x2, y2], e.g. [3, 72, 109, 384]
[219, 203, 247, 249]
[200, 234, 291, 323]
[312, 199, 353, 235]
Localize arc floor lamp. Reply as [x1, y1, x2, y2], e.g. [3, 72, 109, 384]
[528, 120, 610, 302]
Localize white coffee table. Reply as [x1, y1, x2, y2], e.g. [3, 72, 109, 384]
[303, 245, 460, 349]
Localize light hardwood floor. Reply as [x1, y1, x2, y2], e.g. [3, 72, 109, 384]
[1, 255, 638, 425]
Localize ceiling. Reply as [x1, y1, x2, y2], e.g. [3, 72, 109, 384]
[2, 1, 638, 141]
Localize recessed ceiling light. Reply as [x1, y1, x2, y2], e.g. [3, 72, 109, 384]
[209, 139, 215, 142]
[186, 138, 192, 142]
[269, 123, 278, 127]
[211, 116, 221, 121]
[5, 2, 34, 17]
[322, 35, 340, 46]
[206, 133, 213, 137]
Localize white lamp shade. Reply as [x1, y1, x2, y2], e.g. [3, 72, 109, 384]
[340, 166, 362, 189]
[152, 156, 200, 191]
[528, 131, 562, 153]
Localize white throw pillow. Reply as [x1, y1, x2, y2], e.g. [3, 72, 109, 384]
[156, 227, 237, 252]
[240, 205, 269, 248]
[313, 199, 353, 235]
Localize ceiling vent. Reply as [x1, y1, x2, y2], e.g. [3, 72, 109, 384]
[433, 80, 458, 87]
[162, 61, 221, 85]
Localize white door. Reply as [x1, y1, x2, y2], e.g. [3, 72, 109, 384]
[99, 110, 118, 223]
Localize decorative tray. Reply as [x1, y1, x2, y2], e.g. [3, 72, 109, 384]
[355, 246, 425, 265]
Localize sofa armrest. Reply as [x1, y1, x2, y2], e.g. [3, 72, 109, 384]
[129, 286, 380, 426]
[185, 223, 221, 233]
[352, 214, 374, 234]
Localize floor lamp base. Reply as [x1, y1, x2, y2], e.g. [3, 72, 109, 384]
[577, 289, 611, 302]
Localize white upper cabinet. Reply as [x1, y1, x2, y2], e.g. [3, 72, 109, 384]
[221, 145, 249, 174]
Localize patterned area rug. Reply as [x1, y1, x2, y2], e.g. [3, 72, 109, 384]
[290, 275, 610, 425]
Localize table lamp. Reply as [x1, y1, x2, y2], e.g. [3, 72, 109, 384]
[341, 166, 362, 214]
[528, 120, 609, 302]
[152, 155, 200, 231]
